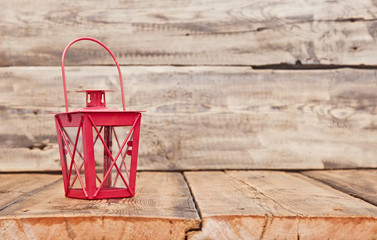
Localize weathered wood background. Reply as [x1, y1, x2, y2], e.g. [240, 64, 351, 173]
[2, 0, 377, 171]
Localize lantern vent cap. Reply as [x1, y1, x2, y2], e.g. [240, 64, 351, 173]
[75, 89, 118, 111]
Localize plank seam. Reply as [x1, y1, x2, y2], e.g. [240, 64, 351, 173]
[258, 215, 269, 240]
[300, 172, 377, 207]
[0, 178, 61, 212]
[252, 63, 377, 70]
[181, 172, 203, 239]
[139, 168, 377, 172]
[4, 64, 377, 69]
[4, 168, 377, 174]
[297, 217, 301, 240]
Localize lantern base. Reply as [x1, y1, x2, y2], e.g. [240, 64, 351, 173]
[66, 188, 135, 200]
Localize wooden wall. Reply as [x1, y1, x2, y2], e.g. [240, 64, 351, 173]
[1, 0, 377, 171]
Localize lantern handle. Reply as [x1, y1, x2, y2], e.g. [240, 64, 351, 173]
[61, 37, 126, 112]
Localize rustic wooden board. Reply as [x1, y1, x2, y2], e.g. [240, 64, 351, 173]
[0, 172, 200, 240]
[303, 170, 377, 206]
[2, 0, 377, 66]
[0, 174, 61, 211]
[184, 171, 377, 239]
[2, 67, 377, 171]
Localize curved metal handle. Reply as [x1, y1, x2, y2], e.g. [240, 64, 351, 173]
[61, 37, 126, 112]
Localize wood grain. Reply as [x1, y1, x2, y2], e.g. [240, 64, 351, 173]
[2, 66, 377, 171]
[184, 171, 377, 239]
[303, 170, 377, 206]
[0, 174, 61, 210]
[2, 0, 377, 66]
[0, 172, 200, 240]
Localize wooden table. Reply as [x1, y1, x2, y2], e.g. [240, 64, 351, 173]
[1, 170, 376, 239]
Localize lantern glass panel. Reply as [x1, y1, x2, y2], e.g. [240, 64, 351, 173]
[92, 126, 134, 190]
[59, 126, 86, 190]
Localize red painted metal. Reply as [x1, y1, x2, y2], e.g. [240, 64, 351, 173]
[55, 37, 143, 199]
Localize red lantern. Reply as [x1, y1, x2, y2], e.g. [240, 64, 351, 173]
[54, 37, 142, 199]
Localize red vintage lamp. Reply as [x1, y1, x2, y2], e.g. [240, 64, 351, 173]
[54, 37, 142, 199]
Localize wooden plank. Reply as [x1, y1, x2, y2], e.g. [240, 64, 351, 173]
[0, 174, 61, 210]
[303, 170, 377, 206]
[2, 66, 377, 170]
[2, 0, 377, 66]
[185, 171, 377, 239]
[0, 172, 200, 240]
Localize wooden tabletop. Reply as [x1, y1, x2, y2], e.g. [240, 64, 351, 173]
[0, 169, 376, 239]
